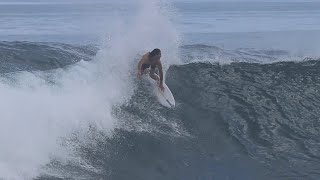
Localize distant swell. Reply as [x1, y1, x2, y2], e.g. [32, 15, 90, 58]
[0, 41, 97, 73]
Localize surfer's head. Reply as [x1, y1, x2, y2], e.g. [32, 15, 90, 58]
[149, 48, 161, 60]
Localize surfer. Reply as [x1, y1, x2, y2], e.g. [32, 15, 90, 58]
[137, 48, 164, 91]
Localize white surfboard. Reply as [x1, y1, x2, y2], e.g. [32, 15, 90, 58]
[142, 75, 175, 108]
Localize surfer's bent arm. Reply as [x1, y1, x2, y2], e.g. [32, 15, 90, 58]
[137, 58, 144, 72]
[137, 56, 145, 77]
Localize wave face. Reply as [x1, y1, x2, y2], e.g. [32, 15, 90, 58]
[0, 41, 319, 179]
[89, 60, 318, 180]
[166, 61, 320, 179]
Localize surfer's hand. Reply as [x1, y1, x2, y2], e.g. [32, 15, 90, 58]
[159, 84, 164, 91]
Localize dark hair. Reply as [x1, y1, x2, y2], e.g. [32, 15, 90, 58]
[150, 48, 161, 57]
